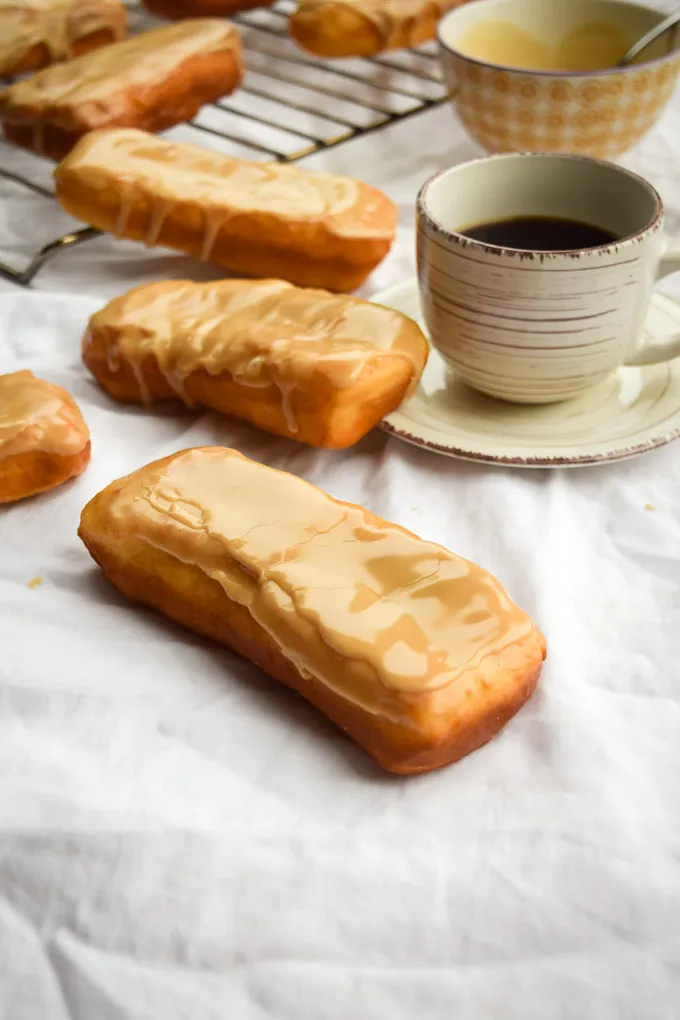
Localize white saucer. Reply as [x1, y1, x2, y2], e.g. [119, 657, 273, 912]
[377, 279, 680, 467]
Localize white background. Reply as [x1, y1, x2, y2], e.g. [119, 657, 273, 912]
[1, 6, 680, 1017]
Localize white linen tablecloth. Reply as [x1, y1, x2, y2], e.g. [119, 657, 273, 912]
[2, 24, 680, 1018]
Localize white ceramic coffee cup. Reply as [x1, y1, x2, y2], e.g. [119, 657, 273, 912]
[416, 152, 680, 403]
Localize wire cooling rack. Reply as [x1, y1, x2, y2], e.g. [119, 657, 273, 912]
[0, 0, 446, 286]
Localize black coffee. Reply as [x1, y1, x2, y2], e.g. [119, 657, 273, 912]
[460, 215, 618, 252]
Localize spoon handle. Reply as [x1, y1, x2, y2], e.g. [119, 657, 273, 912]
[618, 11, 680, 67]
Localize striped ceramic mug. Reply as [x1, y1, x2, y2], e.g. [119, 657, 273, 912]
[416, 152, 680, 403]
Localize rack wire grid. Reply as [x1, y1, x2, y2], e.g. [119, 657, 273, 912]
[0, 0, 447, 286]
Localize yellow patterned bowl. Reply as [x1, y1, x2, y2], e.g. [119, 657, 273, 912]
[437, 0, 680, 159]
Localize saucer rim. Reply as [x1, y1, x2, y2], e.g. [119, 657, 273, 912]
[379, 416, 680, 468]
[375, 279, 680, 468]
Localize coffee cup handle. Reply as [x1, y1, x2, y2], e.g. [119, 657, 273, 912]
[625, 239, 680, 366]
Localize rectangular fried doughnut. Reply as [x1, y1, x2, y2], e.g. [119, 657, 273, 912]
[83, 279, 428, 448]
[54, 129, 397, 290]
[0, 20, 243, 160]
[290, 0, 463, 57]
[0, 0, 127, 78]
[79, 446, 547, 774]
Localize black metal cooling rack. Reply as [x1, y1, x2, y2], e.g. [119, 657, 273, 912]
[0, 0, 446, 286]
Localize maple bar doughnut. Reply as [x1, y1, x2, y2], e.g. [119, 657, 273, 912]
[0, 20, 243, 161]
[0, 370, 90, 503]
[79, 447, 547, 774]
[142, 0, 273, 18]
[0, 0, 127, 78]
[290, 0, 463, 58]
[83, 278, 428, 448]
[54, 129, 397, 291]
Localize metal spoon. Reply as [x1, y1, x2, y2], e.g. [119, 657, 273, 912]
[617, 11, 680, 66]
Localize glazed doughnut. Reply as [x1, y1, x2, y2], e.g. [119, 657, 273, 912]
[83, 279, 428, 448]
[79, 446, 547, 773]
[0, 20, 243, 160]
[0, 370, 90, 503]
[54, 129, 397, 291]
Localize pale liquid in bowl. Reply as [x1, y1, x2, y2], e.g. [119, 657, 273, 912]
[456, 19, 631, 71]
